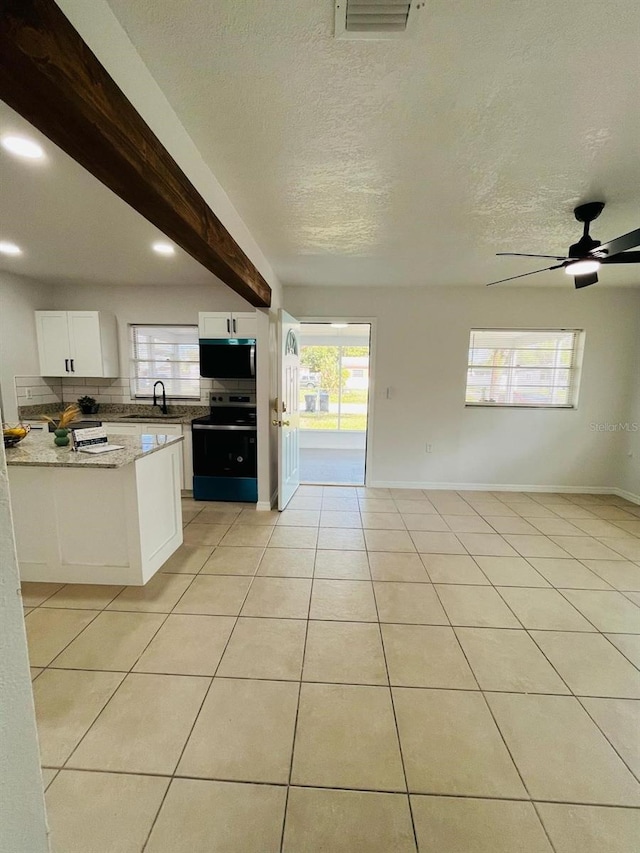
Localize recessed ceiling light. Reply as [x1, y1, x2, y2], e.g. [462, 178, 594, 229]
[331, 323, 348, 328]
[564, 259, 600, 276]
[0, 241, 22, 256]
[1, 135, 45, 160]
[152, 241, 175, 256]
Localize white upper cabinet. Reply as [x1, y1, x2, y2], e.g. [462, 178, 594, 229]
[35, 312, 69, 377]
[67, 312, 104, 376]
[35, 311, 119, 377]
[232, 312, 258, 338]
[199, 311, 257, 339]
[198, 313, 232, 338]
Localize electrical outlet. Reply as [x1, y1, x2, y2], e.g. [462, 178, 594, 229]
[25, 388, 32, 400]
[426, 443, 432, 453]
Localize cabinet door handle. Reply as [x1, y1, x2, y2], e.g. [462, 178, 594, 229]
[233, 318, 237, 334]
[65, 359, 70, 372]
[226, 318, 230, 334]
[70, 359, 75, 372]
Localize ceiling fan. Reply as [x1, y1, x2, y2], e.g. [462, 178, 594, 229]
[487, 202, 640, 289]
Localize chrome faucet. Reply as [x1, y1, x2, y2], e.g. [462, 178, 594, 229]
[153, 380, 168, 415]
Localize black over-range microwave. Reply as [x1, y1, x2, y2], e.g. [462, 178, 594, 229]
[199, 338, 256, 379]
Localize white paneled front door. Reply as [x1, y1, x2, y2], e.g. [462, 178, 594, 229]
[277, 310, 300, 510]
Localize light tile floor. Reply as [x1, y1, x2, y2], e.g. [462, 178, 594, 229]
[23, 487, 640, 852]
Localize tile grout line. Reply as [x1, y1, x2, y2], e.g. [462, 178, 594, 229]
[575, 695, 640, 787]
[40, 665, 640, 701]
[428, 596, 561, 853]
[56, 605, 176, 770]
[29, 606, 107, 671]
[426, 527, 560, 853]
[277, 543, 315, 853]
[59, 529, 266, 787]
[365, 534, 421, 853]
[140, 531, 271, 852]
[38, 761, 640, 809]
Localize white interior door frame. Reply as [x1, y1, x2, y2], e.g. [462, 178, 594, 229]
[297, 316, 377, 487]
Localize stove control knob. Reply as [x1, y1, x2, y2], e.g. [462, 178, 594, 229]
[237, 456, 244, 463]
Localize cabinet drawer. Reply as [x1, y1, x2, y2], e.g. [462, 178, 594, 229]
[102, 422, 140, 436]
[138, 424, 183, 436]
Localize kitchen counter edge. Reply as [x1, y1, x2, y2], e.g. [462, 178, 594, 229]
[5, 433, 184, 469]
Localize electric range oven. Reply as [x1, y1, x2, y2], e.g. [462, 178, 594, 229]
[191, 392, 257, 502]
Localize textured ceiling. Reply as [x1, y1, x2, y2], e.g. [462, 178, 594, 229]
[105, 0, 640, 288]
[0, 102, 218, 287]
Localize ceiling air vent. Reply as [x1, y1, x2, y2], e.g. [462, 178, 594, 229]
[334, 0, 423, 40]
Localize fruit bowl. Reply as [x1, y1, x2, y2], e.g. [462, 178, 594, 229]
[3, 423, 30, 448]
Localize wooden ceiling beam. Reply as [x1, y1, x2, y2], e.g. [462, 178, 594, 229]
[0, 0, 272, 308]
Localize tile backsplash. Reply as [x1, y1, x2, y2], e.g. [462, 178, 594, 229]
[14, 374, 256, 413]
[60, 377, 133, 405]
[14, 376, 62, 407]
[59, 376, 255, 406]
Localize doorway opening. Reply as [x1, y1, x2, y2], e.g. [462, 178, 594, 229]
[298, 322, 371, 485]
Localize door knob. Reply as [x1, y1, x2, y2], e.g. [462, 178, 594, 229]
[271, 419, 281, 427]
[282, 420, 290, 426]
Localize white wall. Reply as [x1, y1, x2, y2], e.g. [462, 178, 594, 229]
[0, 272, 55, 422]
[0, 437, 50, 853]
[53, 282, 247, 377]
[617, 333, 640, 498]
[284, 285, 640, 493]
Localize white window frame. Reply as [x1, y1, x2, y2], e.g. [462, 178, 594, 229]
[130, 324, 200, 400]
[464, 328, 584, 409]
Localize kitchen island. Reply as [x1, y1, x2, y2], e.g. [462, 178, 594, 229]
[6, 432, 183, 585]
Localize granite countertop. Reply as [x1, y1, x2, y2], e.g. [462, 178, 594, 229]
[19, 403, 209, 426]
[98, 412, 201, 425]
[5, 431, 184, 469]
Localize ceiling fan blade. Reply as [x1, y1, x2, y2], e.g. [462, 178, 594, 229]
[497, 252, 568, 260]
[574, 271, 598, 289]
[600, 251, 640, 264]
[594, 227, 640, 258]
[486, 263, 566, 286]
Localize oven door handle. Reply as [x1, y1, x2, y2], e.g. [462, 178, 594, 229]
[192, 424, 257, 431]
[249, 344, 256, 377]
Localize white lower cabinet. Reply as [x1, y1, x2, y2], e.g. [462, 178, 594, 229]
[101, 423, 140, 437]
[138, 424, 182, 437]
[102, 422, 187, 488]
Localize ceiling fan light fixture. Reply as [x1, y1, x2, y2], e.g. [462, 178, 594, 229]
[564, 259, 600, 276]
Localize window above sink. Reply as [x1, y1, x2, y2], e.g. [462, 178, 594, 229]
[131, 324, 200, 399]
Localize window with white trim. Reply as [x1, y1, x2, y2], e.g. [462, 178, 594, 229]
[131, 325, 200, 399]
[465, 329, 582, 408]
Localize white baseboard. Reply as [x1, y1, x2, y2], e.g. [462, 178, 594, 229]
[612, 487, 640, 505]
[256, 488, 278, 512]
[369, 480, 622, 495]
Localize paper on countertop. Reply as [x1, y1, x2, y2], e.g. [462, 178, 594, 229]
[77, 443, 124, 455]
